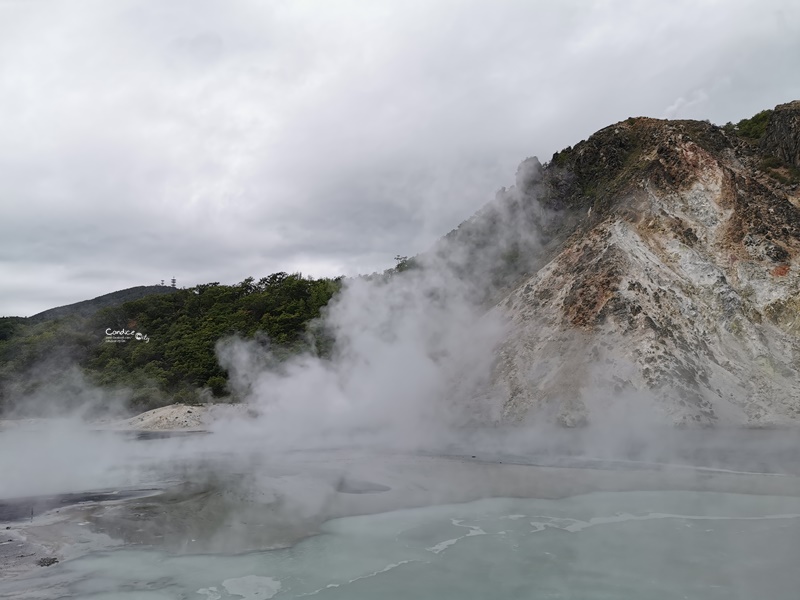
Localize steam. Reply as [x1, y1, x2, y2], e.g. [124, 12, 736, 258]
[210, 158, 559, 450]
[1, 364, 133, 421]
[216, 241, 506, 449]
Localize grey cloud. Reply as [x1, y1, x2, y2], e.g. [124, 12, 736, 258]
[2, 0, 800, 315]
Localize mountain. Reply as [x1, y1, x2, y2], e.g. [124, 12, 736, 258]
[482, 101, 800, 427]
[27, 285, 178, 323]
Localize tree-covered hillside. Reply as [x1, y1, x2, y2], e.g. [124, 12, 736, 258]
[26, 285, 178, 324]
[0, 273, 341, 415]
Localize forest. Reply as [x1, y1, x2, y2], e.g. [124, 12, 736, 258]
[0, 273, 342, 414]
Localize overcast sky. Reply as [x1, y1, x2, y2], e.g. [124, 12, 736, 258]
[1, 0, 799, 316]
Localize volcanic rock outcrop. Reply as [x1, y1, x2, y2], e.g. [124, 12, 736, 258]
[480, 103, 800, 427]
[763, 100, 800, 169]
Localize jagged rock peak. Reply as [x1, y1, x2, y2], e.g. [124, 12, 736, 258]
[763, 100, 800, 168]
[515, 156, 543, 193]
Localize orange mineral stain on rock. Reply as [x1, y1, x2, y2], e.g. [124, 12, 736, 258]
[772, 264, 790, 277]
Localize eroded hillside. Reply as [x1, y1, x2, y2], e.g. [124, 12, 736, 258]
[489, 101, 800, 426]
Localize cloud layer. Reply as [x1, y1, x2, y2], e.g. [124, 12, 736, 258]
[2, 0, 799, 316]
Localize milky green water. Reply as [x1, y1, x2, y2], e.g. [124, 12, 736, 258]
[3, 491, 800, 599]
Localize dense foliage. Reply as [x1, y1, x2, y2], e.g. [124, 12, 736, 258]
[0, 274, 341, 414]
[723, 109, 773, 140]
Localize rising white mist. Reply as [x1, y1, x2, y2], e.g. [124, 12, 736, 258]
[211, 159, 559, 450]
[215, 254, 508, 450]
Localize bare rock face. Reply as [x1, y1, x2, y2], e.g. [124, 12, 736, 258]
[484, 106, 800, 427]
[762, 100, 800, 168]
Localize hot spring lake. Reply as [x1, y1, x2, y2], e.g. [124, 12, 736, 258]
[3, 427, 800, 599]
[2, 490, 799, 599]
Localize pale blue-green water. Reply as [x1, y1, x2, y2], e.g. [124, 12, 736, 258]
[3, 491, 800, 599]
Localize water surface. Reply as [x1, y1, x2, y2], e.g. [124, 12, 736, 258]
[3, 490, 799, 599]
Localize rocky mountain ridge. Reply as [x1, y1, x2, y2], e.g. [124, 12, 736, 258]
[486, 101, 800, 427]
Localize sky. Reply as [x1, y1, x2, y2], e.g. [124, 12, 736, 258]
[1, 0, 799, 317]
